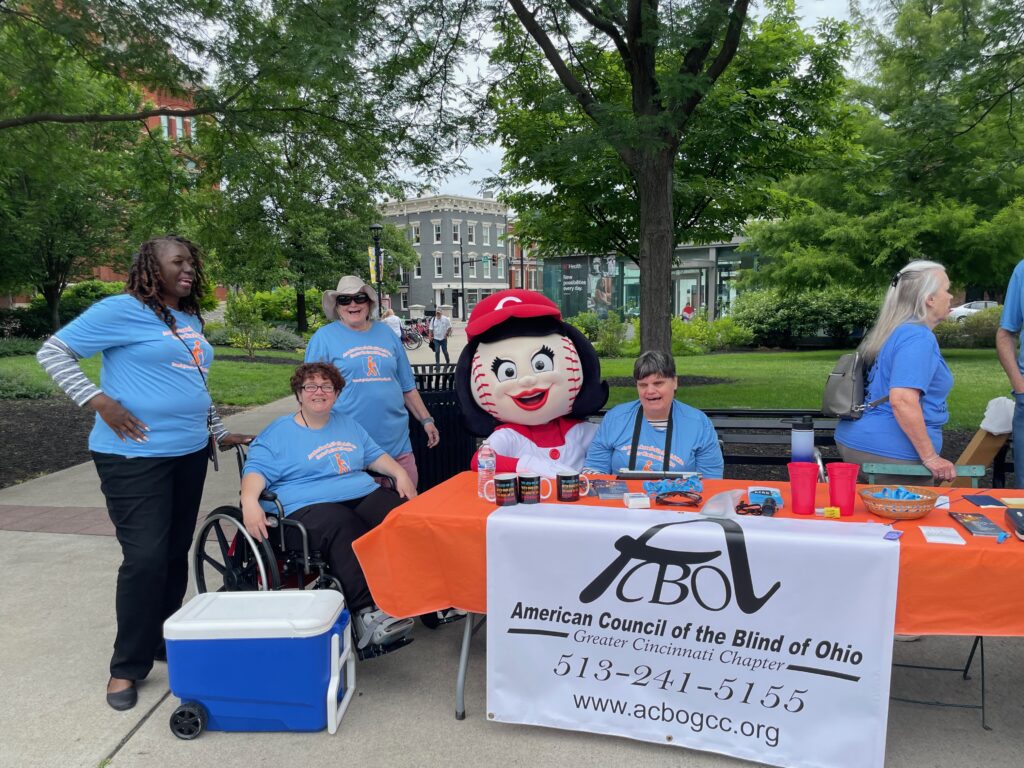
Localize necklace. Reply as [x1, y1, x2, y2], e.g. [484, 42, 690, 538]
[298, 410, 309, 428]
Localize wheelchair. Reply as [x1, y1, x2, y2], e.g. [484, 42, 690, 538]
[190, 447, 414, 659]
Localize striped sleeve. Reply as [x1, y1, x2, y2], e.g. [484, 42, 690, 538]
[36, 336, 102, 407]
[208, 404, 229, 442]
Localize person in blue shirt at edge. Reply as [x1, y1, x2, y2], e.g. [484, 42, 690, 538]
[835, 260, 958, 485]
[241, 362, 417, 653]
[583, 350, 724, 478]
[35, 235, 254, 712]
[305, 275, 438, 491]
[996, 259, 1024, 488]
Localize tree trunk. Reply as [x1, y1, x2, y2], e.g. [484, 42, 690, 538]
[296, 289, 308, 333]
[635, 150, 676, 354]
[43, 283, 62, 332]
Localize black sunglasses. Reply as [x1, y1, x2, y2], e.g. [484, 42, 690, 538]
[336, 293, 370, 306]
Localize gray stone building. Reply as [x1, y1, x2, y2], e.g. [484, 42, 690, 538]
[380, 194, 512, 320]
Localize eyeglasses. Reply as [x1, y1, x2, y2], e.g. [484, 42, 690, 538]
[654, 490, 702, 507]
[336, 294, 370, 306]
[302, 383, 336, 394]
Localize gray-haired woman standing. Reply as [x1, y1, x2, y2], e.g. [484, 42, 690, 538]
[835, 260, 957, 483]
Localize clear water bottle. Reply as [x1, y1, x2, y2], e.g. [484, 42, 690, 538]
[786, 415, 816, 463]
[477, 441, 496, 498]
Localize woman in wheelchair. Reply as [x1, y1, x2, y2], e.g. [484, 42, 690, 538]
[240, 362, 416, 651]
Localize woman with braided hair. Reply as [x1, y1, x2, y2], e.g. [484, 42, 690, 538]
[37, 235, 252, 711]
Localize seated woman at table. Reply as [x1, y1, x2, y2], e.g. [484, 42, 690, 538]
[582, 350, 723, 478]
[240, 362, 416, 651]
[834, 260, 957, 484]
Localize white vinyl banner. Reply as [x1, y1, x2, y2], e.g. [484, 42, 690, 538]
[486, 505, 899, 768]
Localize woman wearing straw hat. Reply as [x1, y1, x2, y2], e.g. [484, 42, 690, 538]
[305, 276, 439, 489]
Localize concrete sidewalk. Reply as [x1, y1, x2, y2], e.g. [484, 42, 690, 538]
[1, 396, 1021, 767]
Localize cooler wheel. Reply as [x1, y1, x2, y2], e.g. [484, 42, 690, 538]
[169, 701, 207, 740]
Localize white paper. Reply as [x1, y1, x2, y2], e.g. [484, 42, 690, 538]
[919, 526, 965, 545]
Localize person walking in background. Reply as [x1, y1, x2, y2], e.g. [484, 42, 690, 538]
[35, 235, 253, 711]
[305, 276, 439, 490]
[834, 260, 957, 484]
[996, 260, 1024, 487]
[428, 307, 452, 364]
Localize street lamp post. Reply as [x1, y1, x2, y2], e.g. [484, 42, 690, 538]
[369, 223, 383, 316]
[459, 239, 465, 320]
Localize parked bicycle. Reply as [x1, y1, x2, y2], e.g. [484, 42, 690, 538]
[401, 322, 424, 351]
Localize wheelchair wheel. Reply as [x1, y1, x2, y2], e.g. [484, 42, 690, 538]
[193, 506, 280, 593]
[170, 701, 207, 740]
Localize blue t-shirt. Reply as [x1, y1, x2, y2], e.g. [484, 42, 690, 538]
[54, 294, 213, 457]
[243, 411, 384, 516]
[1000, 259, 1024, 376]
[835, 323, 953, 460]
[584, 400, 724, 478]
[304, 321, 416, 456]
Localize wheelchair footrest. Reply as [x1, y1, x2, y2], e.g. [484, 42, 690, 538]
[357, 636, 414, 661]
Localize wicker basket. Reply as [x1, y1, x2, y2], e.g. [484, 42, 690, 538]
[858, 485, 938, 520]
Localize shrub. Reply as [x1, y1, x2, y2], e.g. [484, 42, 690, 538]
[595, 312, 625, 357]
[567, 311, 600, 341]
[731, 287, 881, 348]
[0, 337, 42, 357]
[60, 280, 125, 317]
[934, 319, 970, 348]
[203, 322, 231, 346]
[225, 293, 270, 359]
[266, 326, 305, 352]
[961, 306, 1001, 348]
[707, 316, 755, 350]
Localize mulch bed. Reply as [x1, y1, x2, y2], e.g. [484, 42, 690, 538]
[0, 399, 245, 489]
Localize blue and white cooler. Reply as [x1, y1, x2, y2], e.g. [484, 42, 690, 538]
[164, 590, 354, 738]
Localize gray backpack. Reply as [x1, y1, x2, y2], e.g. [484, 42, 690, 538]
[822, 352, 888, 420]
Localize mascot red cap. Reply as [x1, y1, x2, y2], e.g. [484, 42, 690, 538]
[455, 289, 608, 476]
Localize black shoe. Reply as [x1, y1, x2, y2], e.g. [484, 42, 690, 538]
[106, 681, 137, 711]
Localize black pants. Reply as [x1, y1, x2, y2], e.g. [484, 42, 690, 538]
[93, 448, 208, 681]
[286, 487, 403, 612]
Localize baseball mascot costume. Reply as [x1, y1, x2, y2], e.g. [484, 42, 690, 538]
[456, 290, 608, 474]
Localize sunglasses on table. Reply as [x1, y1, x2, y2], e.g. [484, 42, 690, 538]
[302, 383, 336, 393]
[336, 293, 370, 306]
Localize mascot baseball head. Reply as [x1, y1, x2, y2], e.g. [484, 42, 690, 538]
[456, 290, 607, 436]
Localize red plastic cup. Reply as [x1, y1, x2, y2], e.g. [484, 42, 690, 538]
[787, 462, 819, 515]
[827, 462, 860, 517]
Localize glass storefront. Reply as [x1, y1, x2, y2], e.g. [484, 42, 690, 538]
[542, 241, 756, 321]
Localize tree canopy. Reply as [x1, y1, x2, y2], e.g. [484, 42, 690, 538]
[746, 0, 1024, 295]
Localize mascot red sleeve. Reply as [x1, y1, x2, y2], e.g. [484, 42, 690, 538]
[455, 290, 608, 475]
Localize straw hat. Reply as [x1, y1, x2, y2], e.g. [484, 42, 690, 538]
[321, 276, 378, 320]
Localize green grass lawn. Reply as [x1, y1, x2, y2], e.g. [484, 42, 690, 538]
[1, 347, 1008, 426]
[601, 349, 1007, 430]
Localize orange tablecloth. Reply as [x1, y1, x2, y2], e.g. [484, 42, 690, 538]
[353, 473, 1024, 636]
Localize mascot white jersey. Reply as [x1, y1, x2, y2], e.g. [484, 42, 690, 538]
[455, 290, 608, 475]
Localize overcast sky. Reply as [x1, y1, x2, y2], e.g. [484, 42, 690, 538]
[434, 0, 852, 198]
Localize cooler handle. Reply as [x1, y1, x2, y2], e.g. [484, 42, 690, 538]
[326, 625, 356, 734]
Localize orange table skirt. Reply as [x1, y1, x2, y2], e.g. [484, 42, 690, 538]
[353, 473, 1024, 636]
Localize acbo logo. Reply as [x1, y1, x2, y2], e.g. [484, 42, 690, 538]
[579, 518, 781, 614]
